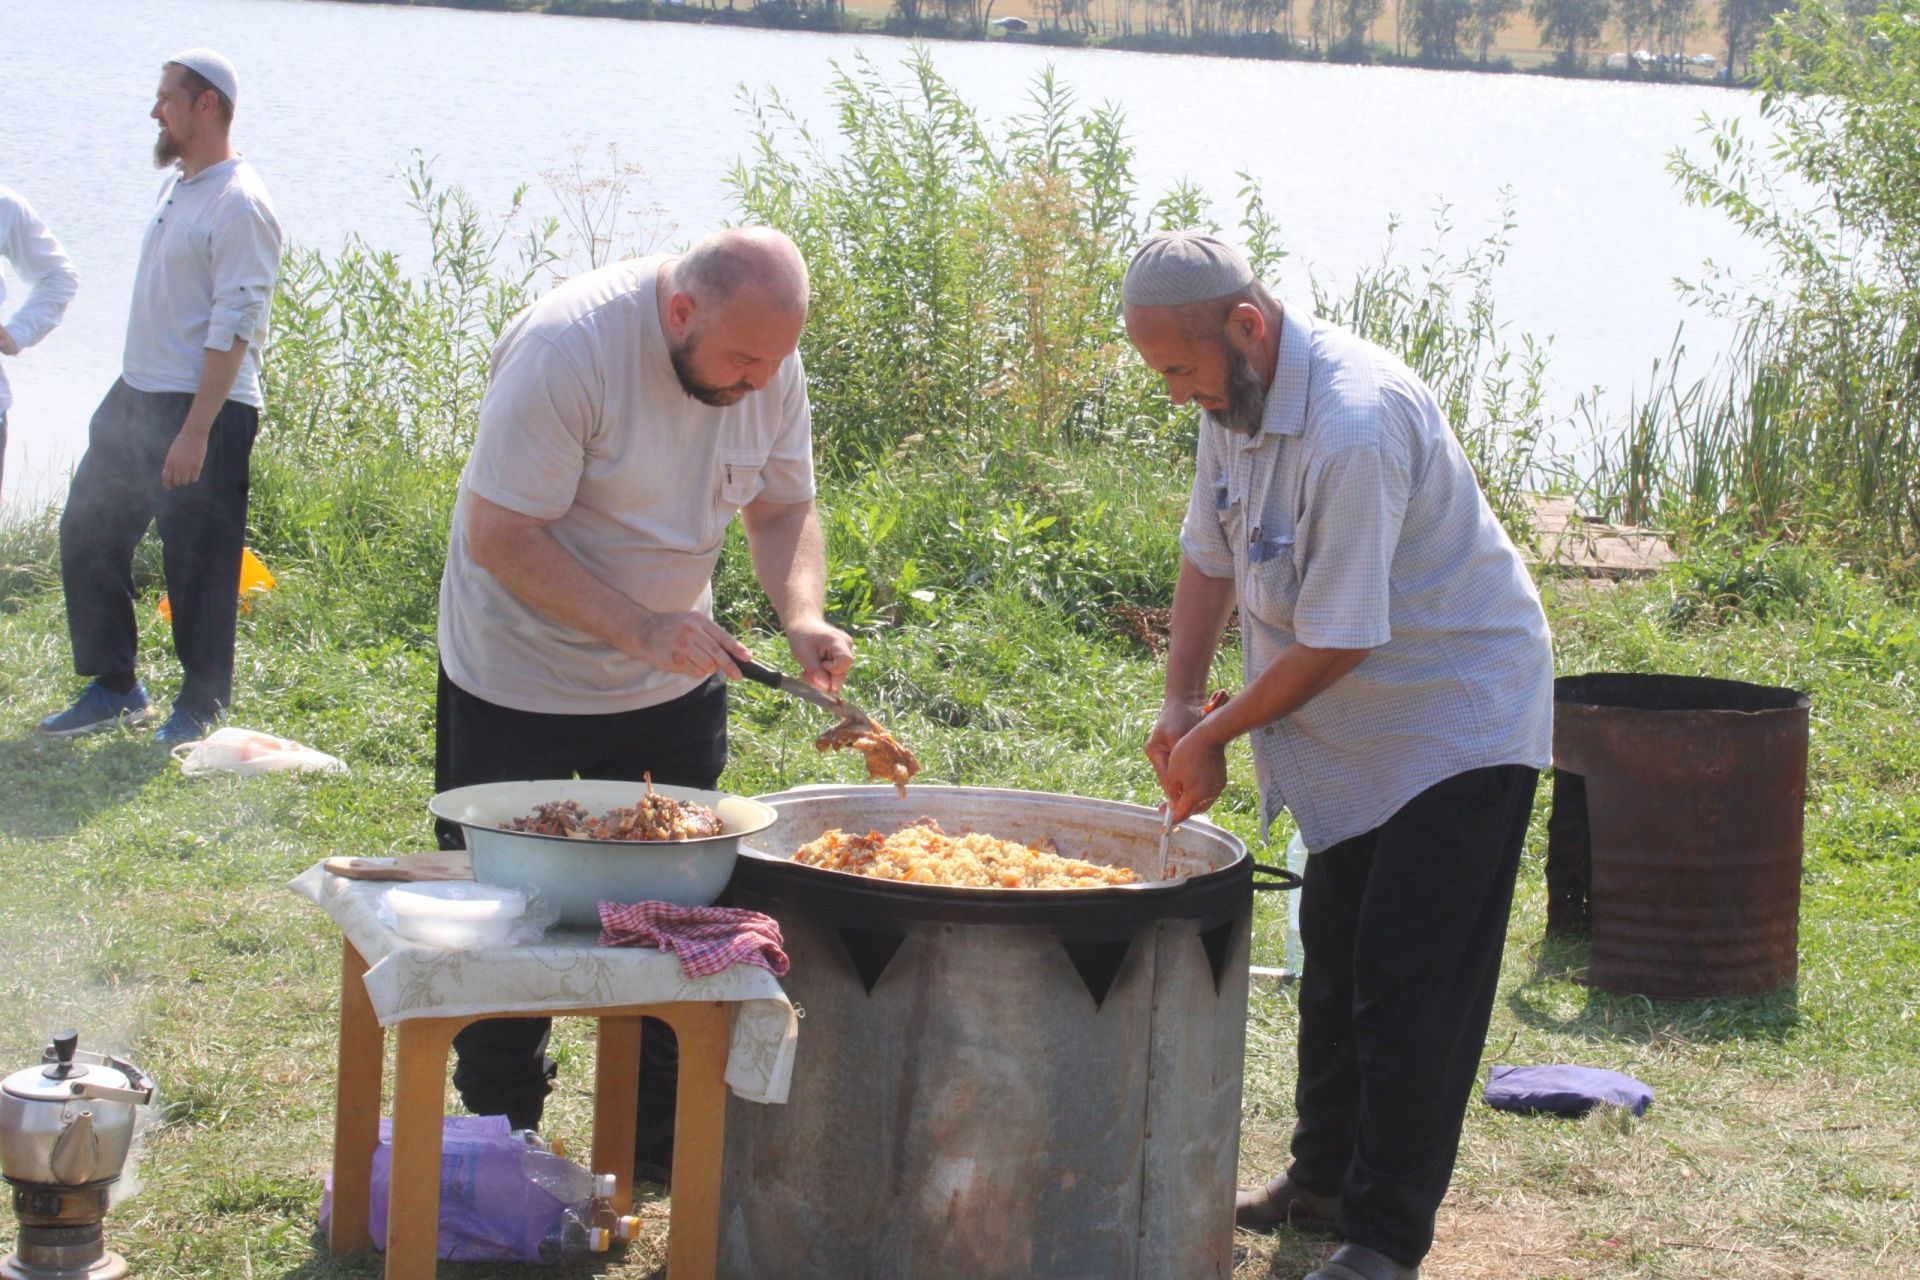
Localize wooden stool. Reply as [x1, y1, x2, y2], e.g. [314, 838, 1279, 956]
[327, 939, 730, 1279]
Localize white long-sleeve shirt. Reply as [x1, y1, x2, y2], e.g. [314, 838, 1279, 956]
[0, 185, 80, 414]
[121, 157, 282, 409]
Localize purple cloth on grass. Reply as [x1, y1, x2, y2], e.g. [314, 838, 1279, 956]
[1483, 1064, 1653, 1117]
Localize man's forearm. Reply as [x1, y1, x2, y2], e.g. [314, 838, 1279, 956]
[741, 499, 828, 628]
[181, 341, 248, 437]
[474, 522, 647, 658]
[1194, 641, 1369, 748]
[1164, 558, 1239, 705]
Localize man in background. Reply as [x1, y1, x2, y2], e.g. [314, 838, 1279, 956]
[0, 186, 80, 499]
[40, 50, 283, 744]
[436, 225, 853, 1184]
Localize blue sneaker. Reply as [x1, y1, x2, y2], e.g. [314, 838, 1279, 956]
[153, 706, 218, 747]
[39, 680, 153, 736]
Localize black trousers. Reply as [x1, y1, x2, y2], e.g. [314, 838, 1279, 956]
[434, 665, 729, 1152]
[1286, 764, 1538, 1267]
[59, 380, 258, 718]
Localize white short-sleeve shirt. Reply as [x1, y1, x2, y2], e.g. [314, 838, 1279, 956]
[1179, 306, 1553, 852]
[438, 256, 816, 714]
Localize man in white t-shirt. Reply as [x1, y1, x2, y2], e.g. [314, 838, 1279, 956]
[434, 226, 853, 1182]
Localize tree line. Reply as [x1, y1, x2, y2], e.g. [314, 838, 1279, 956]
[359, 0, 1812, 79]
[1001, 0, 1788, 73]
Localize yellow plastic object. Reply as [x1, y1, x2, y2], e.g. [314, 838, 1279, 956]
[239, 547, 276, 594]
[158, 547, 275, 623]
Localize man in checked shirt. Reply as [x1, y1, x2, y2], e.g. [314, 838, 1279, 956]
[1125, 233, 1553, 1280]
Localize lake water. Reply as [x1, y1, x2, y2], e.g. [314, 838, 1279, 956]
[1, 0, 1769, 508]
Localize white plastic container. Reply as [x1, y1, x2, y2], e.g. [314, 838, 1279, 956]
[385, 882, 528, 950]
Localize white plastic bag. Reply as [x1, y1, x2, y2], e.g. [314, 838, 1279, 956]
[171, 726, 348, 777]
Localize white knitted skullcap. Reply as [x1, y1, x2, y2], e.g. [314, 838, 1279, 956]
[1122, 232, 1255, 307]
[168, 48, 238, 105]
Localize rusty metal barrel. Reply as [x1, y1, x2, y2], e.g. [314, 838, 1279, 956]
[1551, 673, 1809, 998]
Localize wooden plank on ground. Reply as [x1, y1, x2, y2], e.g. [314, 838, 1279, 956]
[1523, 494, 1676, 580]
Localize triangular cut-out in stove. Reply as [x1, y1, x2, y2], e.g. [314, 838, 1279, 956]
[1198, 919, 1237, 994]
[1061, 936, 1134, 1010]
[837, 927, 906, 995]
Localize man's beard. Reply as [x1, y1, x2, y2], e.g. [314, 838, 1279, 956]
[153, 124, 185, 167]
[1212, 342, 1268, 436]
[668, 332, 752, 407]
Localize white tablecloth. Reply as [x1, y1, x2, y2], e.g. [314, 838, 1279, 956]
[289, 864, 798, 1104]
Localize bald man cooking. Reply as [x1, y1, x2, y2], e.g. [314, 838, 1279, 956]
[1124, 233, 1552, 1280]
[434, 227, 853, 1185]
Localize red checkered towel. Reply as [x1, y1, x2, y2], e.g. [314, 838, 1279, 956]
[596, 901, 790, 978]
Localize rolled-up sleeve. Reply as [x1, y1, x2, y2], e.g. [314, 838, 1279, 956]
[758, 351, 817, 504]
[205, 194, 283, 352]
[3, 194, 79, 348]
[1179, 420, 1237, 580]
[1292, 442, 1409, 650]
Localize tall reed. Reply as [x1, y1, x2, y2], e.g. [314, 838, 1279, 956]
[1576, 0, 1920, 575]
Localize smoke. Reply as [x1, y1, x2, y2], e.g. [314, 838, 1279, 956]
[0, 916, 160, 1209]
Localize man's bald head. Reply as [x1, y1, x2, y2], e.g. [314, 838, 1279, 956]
[673, 226, 810, 317]
[658, 227, 811, 407]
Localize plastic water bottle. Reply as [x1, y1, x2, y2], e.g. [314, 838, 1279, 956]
[537, 1205, 609, 1262]
[535, 1171, 619, 1262]
[1284, 830, 1309, 977]
[579, 1171, 645, 1245]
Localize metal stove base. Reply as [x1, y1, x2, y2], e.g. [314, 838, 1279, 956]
[0, 1251, 129, 1280]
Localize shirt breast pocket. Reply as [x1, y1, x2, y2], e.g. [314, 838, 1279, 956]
[1242, 532, 1301, 630]
[717, 449, 767, 509]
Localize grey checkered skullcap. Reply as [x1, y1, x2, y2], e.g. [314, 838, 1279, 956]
[1122, 232, 1255, 307]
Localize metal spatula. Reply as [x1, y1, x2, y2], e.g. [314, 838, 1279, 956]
[736, 656, 877, 729]
[1156, 688, 1232, 879]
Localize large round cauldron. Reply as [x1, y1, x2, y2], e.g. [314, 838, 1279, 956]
[718, 785, 1296, 1280]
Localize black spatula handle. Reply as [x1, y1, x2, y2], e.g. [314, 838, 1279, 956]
[735, 656, 786, 690]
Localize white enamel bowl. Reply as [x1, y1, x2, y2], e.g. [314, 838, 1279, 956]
[428, 780, 777, 928]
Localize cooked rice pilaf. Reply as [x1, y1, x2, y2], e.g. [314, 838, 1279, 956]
[793, 818, 1135, 888]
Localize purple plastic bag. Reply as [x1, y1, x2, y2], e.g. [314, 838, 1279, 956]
[1483, 1064, 1654, 1117]
[320, 1114, 594, 1262]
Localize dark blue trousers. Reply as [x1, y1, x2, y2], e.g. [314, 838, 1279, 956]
[59, 379, 257, 718]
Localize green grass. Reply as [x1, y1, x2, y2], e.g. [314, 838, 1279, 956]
[2, 470, 1918, 1277]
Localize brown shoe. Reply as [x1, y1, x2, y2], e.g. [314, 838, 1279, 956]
[1233, 1173, 1342, 1234]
